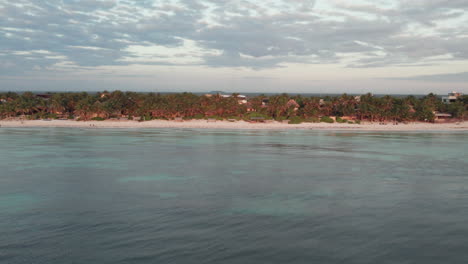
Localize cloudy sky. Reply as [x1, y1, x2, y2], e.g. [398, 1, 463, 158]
[1, 0, 468, 94]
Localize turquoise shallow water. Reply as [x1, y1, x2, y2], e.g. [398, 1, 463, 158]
[0, 128, 467, 263]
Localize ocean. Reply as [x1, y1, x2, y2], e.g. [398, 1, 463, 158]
[0, 128, 467, 263]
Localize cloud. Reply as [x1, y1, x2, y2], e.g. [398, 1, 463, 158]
[0, 0, 202, 71]
[388, 71, 468, 82]
[242, 76, 278, 80]
[0, 0, 468, 74]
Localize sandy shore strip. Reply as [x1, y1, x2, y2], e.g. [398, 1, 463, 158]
[0, 119, 467, 131]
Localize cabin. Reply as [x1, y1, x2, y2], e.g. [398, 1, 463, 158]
[246, 102, 255, 112]
[220, 94, 248, 104]
[442, 91, 462, 104]
[237, 95, 248, 105]
[434, 112, 452, 122]
[205, 93, 248, 104]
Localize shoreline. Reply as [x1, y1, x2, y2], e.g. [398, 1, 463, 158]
[0, 119, 467, 131]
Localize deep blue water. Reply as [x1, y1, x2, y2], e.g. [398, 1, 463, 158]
[0, 128, 467, 263]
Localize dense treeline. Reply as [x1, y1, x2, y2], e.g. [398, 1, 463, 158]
[0, 91, 466, 123]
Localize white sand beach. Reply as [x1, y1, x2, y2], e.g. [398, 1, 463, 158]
[0, 119, 467, 131]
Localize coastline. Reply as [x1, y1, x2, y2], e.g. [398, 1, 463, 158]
[0, 119, 467, 131]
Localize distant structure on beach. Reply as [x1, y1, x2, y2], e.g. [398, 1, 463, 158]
[434, 112, 452, 122]
[442, 91, 463, 104]
[221, 94, 248, 104]
[204, 92, 248, 104]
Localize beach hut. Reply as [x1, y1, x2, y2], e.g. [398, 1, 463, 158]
[236, 95, 248, 104]
[434, 112, 452, 122]
[246, 102, 255, 112]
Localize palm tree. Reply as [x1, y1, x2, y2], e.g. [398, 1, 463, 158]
[75, 95, 96, 120]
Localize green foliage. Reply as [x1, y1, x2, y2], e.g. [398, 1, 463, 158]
[459, 95, 468, 105]
[243, 112, 271, 121]
[0, 91, 466, 123]
[274, 116, 287, 121]
[348, 121, 354, 124]
[447, 102, 465, 119]
[246, 112, 270, 118]
[227, 116, 241, 121]
[193, 114, 205, 119]
[336, 117, 347, 123]
[91, 117, 105, 121]
[45, 113, 58, 119]
[143, 114, 152, 121]
[304, 117, 320, 123]
[207, 115, 224, 120]
[355, 120, 361, 124]
[320, 116, 334, 123]
[289, 116, 303, 124]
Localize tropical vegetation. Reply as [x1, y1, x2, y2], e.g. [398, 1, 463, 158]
[0, 91, 466, 123]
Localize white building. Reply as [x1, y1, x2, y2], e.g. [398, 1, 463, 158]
[221, 94, 247, 104]
[442, 91, 463, 104]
